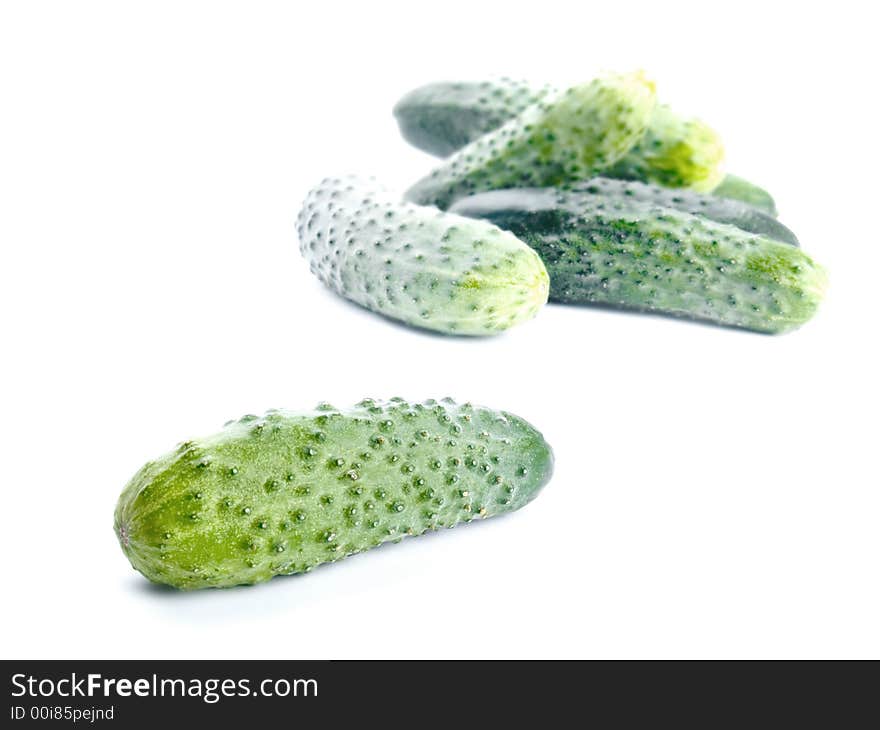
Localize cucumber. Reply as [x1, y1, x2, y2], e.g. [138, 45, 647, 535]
[449, 189, 826, 333]
[559, 178, 797, 245]
[712, 174, 778, 216]
[404, 72, 657, 210]
[393, 78, 553, 157]
[297, 176, 549, 335]
[114, 398, 554, 589]
[395, 79, 724, 192]
[604, 103, 724, 192]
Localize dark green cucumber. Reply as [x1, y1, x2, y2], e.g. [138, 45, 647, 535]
[712, 174, 778, 216]
[297, 176, 548, 335]
[557, 178, 797, 245]
[450, 189, 826, 333]
[115, 398, 554, 589]
[405, 72, 657, 210]
[393, 78, 554, 157]
[395, 78, 724, 192]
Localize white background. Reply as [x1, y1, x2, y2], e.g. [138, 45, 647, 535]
[1, 1, 878, 659]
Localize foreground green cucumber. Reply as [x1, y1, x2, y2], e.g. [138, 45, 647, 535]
[395, 79, 723, 192]
[553, 178, 797, 245]
[712, 174, 778, 216]
[115, 399, 554, 589]
[405, 72, 657, 209]
[450, 189, 826, 333]
[297, 176, 548, 335]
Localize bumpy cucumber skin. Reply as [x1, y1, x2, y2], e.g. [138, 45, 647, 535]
[404, 72, 657, 210]
[394, 79, 723, 192]
[713, 174, 778, 217]
[450, 190, 826, 333]
[602, 104, 724, 192]
[557, 178, 797, 245]
[114, 399, 554, 590]
[393, 78, 552, 157]
[297, 177, 548, 335]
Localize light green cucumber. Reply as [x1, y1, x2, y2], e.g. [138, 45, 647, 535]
[712, 174, 778, 216]
[604, 103, 724, 191]
[558, 178, 797, 245]
[114, 398, 554, 589]
[450, 189, 826, 333]
[395, 78, 724, 192]
[297, 176, 549, 335]
[404, 72, 657, 210]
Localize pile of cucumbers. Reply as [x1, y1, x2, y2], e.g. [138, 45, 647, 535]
[301, 71, 827, 335]
[114, 72, 827, 591]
